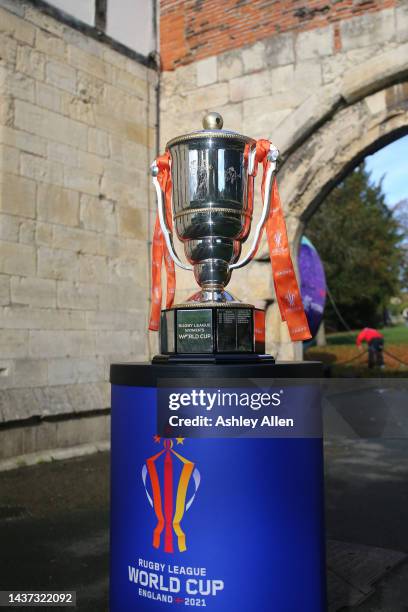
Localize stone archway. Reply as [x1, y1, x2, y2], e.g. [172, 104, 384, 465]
[259, 80, 408, 359]
[280, 82, 408, 229]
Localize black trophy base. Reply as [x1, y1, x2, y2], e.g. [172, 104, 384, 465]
[111, 361, 322, 387]
[160, 304, 265, 356]
[152, 353, 275, 365]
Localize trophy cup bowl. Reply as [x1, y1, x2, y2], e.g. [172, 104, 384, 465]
[169, 128, 254, 302]
[151, 112, 279, 358]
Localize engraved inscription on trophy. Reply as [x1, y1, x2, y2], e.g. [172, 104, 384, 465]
[176, 310, 213, 354]
[196, 166, 208, 200]
[189, 155, 212, 201]
[225, 167, 237, 184]
[217, 309, 236, 352]
[217, 309, 253, 352]
[236, 309, 252, 351]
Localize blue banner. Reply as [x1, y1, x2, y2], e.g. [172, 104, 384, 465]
[110, 384, 326, 611]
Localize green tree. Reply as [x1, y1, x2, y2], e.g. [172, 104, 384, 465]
[305, 163, 404, 330]
[393, 198, 408, 291]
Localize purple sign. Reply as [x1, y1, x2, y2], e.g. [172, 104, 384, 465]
[298, 236, 327, 338]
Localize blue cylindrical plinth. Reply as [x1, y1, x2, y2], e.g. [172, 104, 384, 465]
[110, 362, 326, 611]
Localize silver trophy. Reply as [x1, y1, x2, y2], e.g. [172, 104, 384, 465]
[151, 112, 279, 358]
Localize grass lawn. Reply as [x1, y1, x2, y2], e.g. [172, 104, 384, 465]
[305, 325, 408, 376]
[325, 325, 408, 346]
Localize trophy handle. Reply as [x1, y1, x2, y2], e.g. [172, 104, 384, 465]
[151, 162, 193, 271]
[230, 144, 279, 270]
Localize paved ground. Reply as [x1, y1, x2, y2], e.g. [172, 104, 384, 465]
[0, 453, 109, 612]
[0, 437, 408, 611]
[325, 438, 408, 611]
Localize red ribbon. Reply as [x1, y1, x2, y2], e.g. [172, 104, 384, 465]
[163, 447, 174, 553]
[148, 152, 176, 331]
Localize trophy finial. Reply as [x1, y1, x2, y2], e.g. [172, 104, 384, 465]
[202, 112, 223, 130]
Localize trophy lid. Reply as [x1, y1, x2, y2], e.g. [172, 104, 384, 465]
[166, 112, 256, 149]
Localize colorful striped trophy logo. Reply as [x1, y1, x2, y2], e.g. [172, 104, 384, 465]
[142, 438, 201, 554]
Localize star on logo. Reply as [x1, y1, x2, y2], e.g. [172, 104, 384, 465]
[153, 435, 161, 444]
[176, 437, 185, 445]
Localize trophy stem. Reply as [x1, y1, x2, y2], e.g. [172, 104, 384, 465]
[187, 288, 239, 304]
[193, 260, 231, 293]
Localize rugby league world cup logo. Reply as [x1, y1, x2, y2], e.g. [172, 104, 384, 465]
[285, 291, 296, 308]
[142, 438, 201, 554]
[274, 230, 282, 248]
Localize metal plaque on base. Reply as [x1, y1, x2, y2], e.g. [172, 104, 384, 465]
[160, 305, 265, 356]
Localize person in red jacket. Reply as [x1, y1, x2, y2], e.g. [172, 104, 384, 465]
[356, 328, 385, 368]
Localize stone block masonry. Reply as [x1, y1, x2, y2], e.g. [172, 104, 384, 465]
[0, 1, 157, 441]
[0, 0, 406, 458]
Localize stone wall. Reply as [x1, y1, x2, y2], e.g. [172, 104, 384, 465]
[160, 4, 408, 359]
[0, 1, 157, 451]
[1, 0, 407, 461]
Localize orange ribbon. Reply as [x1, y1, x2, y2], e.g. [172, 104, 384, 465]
[252, 139, 312, 342]
[148, 151, 176, 331]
